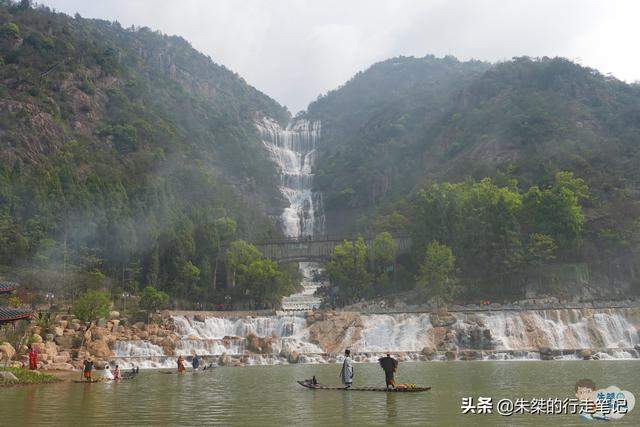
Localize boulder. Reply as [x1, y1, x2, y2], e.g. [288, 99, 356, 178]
[0, 371, 19, 382]
[538, 346, 560, 360]
[87, 339, 112, 358]
[54, 335, 74, 350]
[437, 341, 458, 352]
[579, 349, 593, 360]
[430, 312, 457, 328]
[0, 342, 16, 361]
[287, 351, 300, 364]
[218, 353, 232, 366]
[246, 333, 273, 354]
[444, 350, 458, 361]
[460, 350, 482, 361]
[194, 314, 206, 322]
[108, 311, 120, 320]
[96, 318, 107, 327]
[43, 341, 58, 358]
[45, 334, 55, 342]
[538, 346, 552, 355]
[421, 346, 437, 360]
[53, 355, 68, 363]
[306, 312, 364, 353]
[53, 326, 64, 337]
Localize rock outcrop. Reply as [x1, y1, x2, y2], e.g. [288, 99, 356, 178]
[307, 311, 364, 353]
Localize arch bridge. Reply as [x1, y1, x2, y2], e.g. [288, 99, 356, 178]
[255, 235, 412, 263]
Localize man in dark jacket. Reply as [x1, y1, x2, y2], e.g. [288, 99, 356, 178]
[378, 353, 398, 389]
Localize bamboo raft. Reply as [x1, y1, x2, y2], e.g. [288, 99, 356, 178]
[297, 380, 430, 392]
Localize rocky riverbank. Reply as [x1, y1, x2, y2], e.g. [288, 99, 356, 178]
[0, 311, 180, 371]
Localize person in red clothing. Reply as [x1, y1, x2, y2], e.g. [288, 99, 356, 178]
[28, 345, 38, 370]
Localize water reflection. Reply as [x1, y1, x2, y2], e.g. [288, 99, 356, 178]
[385, 392, 397, 422]
[2, 361, 639, 426]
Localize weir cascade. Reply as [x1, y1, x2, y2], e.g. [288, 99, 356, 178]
[111, 307, 640, 368]
[256, 117, 324, 311]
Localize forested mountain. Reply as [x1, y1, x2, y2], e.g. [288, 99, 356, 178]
[307, 55, 640, 299]
[0, 2, 291, 304]
[306, 55, 491, 230]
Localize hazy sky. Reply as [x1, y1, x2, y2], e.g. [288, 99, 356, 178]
[41, 0, 640, 113]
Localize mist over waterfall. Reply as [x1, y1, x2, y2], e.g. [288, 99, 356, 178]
[257, 117, 325, 310]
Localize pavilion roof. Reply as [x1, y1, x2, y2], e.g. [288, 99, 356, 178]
[0, 281, 18, 294]
[0, 307, 32, 324]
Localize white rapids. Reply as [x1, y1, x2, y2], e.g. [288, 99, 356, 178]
[110, 308, 640, 368]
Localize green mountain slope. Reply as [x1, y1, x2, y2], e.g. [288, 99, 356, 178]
[306, 55, 491, 231]
[308, 55, 640, 297]
[0, 3, 290, 302]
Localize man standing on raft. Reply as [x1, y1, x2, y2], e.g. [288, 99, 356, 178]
[378, 353, 398, 389]
[340, 349, 354, 389]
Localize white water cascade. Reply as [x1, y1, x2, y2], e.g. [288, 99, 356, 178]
[257, 117, 324, 310]
[109, 308, 640, 368]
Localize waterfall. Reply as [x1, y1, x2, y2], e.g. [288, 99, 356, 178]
[111, 340, 174, 369]
[171, 314, 323, 356]
[107, 308, 639, 368]
[257, 117, 324, 237]
[257, 117, 325, 310]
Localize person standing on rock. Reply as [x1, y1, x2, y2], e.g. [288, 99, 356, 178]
[28, 345, 38, 370]
[378, 353, 398, 389]
[340, 349, 354, 389]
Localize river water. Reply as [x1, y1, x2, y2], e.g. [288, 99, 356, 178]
[2, 360, 638, 426]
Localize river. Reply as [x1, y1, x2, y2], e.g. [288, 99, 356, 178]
[2, 360, 637, 425]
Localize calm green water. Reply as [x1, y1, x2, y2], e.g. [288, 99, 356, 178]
[1, 361, 638, 426]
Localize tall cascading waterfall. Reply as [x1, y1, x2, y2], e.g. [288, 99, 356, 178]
[257, 117, 325, 310]
[110, 308, 640, 368]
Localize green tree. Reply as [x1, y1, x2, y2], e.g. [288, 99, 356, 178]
[238, 258, 283, 308]
[225, 240, 261, 288]
[526, 233, 558, 266]
[138, 286, 169, 311]
[416, 241, 458, 306]
[372, 232, 397, 269]
[72, 290, 110, 323]
[325, 237, 372, 305]
[522, 172, 587, 248]
[0, 22, 20, 38]
[212, 217, 236, 290]
[371, 232, 398, 292]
